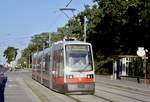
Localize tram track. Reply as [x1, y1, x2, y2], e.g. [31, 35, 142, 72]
[26, 77, 115, 102]
[96, 80, 150, 96]
[66, 95, 82, 102]
[93, 94, 114, 102]
[96, 82, 150, 97]
[96, 87, 148, 102]
[67, 94, 114, 102]
[25, 76, 150, 102]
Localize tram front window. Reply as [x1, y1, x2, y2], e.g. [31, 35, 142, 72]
[66, 45, 93, 72]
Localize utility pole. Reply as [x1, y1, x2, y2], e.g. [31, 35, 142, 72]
[49, 32, 51, 47]
[84, 16, 88, 42]
[28, 54, 30, 68]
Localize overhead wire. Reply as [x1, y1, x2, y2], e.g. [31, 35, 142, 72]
[0, 0, 76, 64]
[0, 1, 74, 44]
[65, 0, 73, 7]
[81, 0, 86, 6]
[0, 0, 80, 46]
[0, 35, 32, 43]
[0, 0, 78, 46]
[47, 0, 74, 32]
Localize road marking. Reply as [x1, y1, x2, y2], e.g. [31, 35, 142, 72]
[8, 79, 13, 82]
[7, 84, 17, 88]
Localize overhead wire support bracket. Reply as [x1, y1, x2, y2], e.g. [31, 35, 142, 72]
[59, 8, 76, 18]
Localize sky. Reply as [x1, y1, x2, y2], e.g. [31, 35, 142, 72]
[0, 0, 93, 64]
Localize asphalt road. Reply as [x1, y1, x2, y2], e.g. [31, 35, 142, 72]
[1, 70, 150, 102]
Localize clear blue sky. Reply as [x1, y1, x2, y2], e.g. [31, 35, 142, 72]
[0, 0, 93, 64]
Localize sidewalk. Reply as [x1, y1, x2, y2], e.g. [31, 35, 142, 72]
[5, 77, 41, 102]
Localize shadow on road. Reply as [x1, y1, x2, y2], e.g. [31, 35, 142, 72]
[0, 76, 7, 102]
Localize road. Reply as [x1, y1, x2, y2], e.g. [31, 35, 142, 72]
[1, 70, 150, 102]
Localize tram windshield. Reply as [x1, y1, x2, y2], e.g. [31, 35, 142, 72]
[66, 45, 93, 72]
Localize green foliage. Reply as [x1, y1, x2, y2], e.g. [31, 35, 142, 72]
[147, 63, 150, 78]
[18, 32, 63, 68]
[95, 51, 113, 74]
[18, 0, 150, 76]
[80, 0, 150, 75]
[128, 58, 144, 77]
[3, 46, 18, 63]
[17, 57, 27, 69]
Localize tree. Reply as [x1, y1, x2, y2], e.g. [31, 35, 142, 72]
[18, 32, 63, 68]
[18, 0, 150, 76]
[3, 47, 18, 64]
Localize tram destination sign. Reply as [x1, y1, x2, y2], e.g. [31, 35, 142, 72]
[66, 45, 89, 51]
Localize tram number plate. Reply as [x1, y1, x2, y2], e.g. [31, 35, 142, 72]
[78, 84, 84, 88]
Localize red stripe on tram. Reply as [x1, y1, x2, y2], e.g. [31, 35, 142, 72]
[66, 77, 94, 83]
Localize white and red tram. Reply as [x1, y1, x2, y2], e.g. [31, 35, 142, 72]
[32, 39, 95, 94]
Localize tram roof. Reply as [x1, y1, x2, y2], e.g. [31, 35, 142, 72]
[53, 40, 91, 45]
[32, 40, 92, 56]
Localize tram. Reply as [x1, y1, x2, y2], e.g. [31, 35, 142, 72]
[32, 38, 95, 94]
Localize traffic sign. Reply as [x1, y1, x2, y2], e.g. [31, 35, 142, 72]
[137, 47, 145, 57]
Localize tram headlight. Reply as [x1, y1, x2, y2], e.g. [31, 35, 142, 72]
[87, 75, 91, 78]
[87, 74, 93, 79]
[66, 75, 74, 79]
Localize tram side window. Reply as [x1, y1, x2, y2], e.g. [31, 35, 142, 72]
[37, 57, 41, 73]
[53, 50, 57, 77]
[59, 49, 64, 77]
[39, 56, 43, 72]
[53, 48, 64, 77]
[45, 54, 50, 71]
[55, 50, 60, 77]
